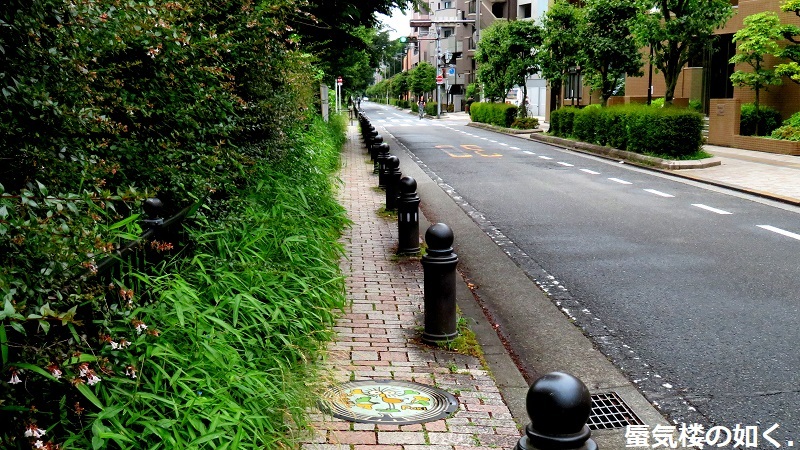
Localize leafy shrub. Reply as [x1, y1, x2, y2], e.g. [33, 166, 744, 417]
[650, 98, 666, 108]
[771, 112, 800, 140]
[740, 103, 783, 136]
[549, 107, 579, 137]
[573, 106, 602, 143]
[511, 117, 540, 129]
[0, 1, 341, 448]
[550, 105, 703, 157]
[425, 102, 438, 116]
[470, 102, 518, 127]
[625, 107, 704, 157]
[689, 99, 703, 112]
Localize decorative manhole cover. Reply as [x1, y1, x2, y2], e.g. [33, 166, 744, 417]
[318, 379, 459, 424]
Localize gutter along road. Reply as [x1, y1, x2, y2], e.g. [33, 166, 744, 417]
[362, 103, 800, 445]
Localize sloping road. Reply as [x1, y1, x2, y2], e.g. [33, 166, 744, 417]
[364, 103, 800, 447]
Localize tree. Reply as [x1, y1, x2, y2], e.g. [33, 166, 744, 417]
[506, 20, 543, 116]
[391, 70, 410, 99]
[475, 19, 542, 110]
[409, 61, 436, 99]
[476, 20, 513, 101]
[580, 0, 643, 106]
[539, 1, 584, 111]
[775, 0, 800, 84]
[634, 0, 733, 105]
[729, 11, 784, 128]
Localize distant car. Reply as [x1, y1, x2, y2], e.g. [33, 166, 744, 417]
[362, 97, 369, 101]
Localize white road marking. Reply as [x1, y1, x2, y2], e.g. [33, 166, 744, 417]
[523, 151, 536, 155]
[500, 143, 509, 146]
[608, 178, 633, 185]
[643, 189, 675, 198]
[510, 146, 520, 150]
[757, 225, 800, 241]
[692, 204, 732, 215]
[580, 169, 601, 175]
[557, 162, 574, 167]
[539, 156, 553, 160]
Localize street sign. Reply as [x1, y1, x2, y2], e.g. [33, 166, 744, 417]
[337, 76, 343, 86]
[436, 75, 444, 85]
[447, 67, 456, 76]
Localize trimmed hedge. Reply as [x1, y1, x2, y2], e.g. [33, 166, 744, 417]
[470, 102, 518, 128]
[550, 105, 704, 158]
[740, 103, 782, 136]
[771, 111, 800, 141]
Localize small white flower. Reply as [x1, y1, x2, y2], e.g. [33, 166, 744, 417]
[9, 372, 21, 384]
[51, 368, 62, 379]
[125, 366, 137, 379]
[86, 372, 101, 386]
[135, 323, 147, 334]
[110, 341, 120, 350]
[24, 424, 45, 438]
[34, 440, 45, 448]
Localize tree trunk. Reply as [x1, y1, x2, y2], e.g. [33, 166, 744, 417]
[520, 83, 529, 117]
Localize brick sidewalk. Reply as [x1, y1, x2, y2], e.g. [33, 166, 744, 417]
[301, 126, 521, 449]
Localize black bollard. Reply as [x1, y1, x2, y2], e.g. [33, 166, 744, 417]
[377, 145, 391, 187]
[370, 135, 384, 161]
[514, 372, 598, 450]
[375, 142, 389, 177]
[421, 223, 459, 345]
[385, 155, 401, 211]
[141, 198, 165, 229]
[397, 176, 420, 255]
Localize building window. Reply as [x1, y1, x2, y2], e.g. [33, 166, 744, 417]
[520, 4, 532, 18]
[442, 27, 454, 38]
[492, 2, 506, 18]
[443, 1, 452, 8]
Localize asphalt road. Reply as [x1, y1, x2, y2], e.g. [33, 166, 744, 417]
[362, 103, 800, 446]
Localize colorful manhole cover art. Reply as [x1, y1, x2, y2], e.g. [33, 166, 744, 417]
[318, 379, 459, 424]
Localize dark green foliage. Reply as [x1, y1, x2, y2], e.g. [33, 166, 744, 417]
[469, 102, 519, 127]
[740, 103, 783, 136]
[551, 105, 703, 157]
[573, 106, 602, 143]
[425, 102, 438, 116]
[549, 107, 579, 137]
[0, 0, 373, 447]
[511, 117, 540, 129]
[770, 111, 800, 141]
[626, 107, 704, 157]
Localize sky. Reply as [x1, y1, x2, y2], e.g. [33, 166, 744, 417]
[376, 7, 413, 40]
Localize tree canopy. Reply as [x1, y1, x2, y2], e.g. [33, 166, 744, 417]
[539, 1, 584, 108]
[580, 0, 642, 106]
[634, 0, 733, 104]
[476, 19, 542, 108]
[729, 11, 784, 115]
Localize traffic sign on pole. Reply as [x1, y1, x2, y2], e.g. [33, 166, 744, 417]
[436, 75, 444, 85]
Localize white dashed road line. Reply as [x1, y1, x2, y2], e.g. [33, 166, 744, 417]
[523, 151, 536, 155]
[757, 225, 800, 241]
[643, 189, 675, 198]
[557, 162, 574, 167]
[510, 146, 520, 150]
[608, 178, 633, 185]
[539, 156, 553, 160]
[580, 169, 601, 175]
[692, 204, 732, 215]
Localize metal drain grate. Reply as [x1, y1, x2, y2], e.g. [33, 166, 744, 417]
[588, 392, 644, 430]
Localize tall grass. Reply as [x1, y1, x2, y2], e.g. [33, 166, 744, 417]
[65, 115, 350, 449]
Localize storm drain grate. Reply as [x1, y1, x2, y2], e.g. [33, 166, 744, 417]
[588, 392, 644, 430]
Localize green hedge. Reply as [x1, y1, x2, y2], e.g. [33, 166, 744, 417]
[469, 102, 518, 128]
[771, 111, 800, 141]
[550, 105, 704, 158]
[740, 103, 782, 136]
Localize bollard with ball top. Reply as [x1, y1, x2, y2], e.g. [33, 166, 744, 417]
[421, 223, 459, 345]
[397, 176, 420, 255]
[514, 372, 598, 450]
[369, 135, 384, 161]
[385, 155, 401, 211]
[376, 144, 390, 184]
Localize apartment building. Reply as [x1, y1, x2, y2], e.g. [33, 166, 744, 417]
[623, 0, 800, 119]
